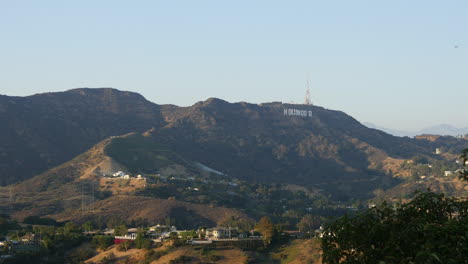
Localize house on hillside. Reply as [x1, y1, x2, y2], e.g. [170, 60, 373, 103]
[112, 171, 126, 177]
[205, 227, 238, 239]
[19, 234, 36, 245]
[114, 228, 139, 243]
[444, 171, 454, 176]
[149, 225, 176, 233]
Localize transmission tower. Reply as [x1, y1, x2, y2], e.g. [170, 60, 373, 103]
[9, 186, 13, 215]
[304, 79, 312, 105]
[90, 181, 95, 212]
[81, 181, 85, 215]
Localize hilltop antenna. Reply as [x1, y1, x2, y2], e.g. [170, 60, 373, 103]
[304, 79, 312, 105]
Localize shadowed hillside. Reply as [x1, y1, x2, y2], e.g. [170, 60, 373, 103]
[0, 88, 166, 185]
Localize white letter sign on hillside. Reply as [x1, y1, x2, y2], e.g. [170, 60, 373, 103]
[283, 108, 312, 117]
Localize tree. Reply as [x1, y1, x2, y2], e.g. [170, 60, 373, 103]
[41, 235, 53, 251]
[114, 225, 128, 236]
[64, 221, 78, 234]
[411, 155, 428, 164]
[372, 188, 386, 204]
[135, 231, 151, 249]
[220, 216, 254, 232]
[106, 216, 124, 229]
[179, 230, 196, 240]
[459, 148, 468, 181]
[297, 214, 321, 233]
[255, 216, 276, 246]
[92, 235, 113, 250]
[81, 221, 94, 232]
[321, 191, 468, 264]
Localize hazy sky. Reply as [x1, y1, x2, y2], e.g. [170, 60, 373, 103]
[1, 1, 467, 130]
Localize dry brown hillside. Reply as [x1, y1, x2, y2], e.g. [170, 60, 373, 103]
[84, 239, 322, 264]
[52, 195, 250, 228]
[0, 136, 250, 227]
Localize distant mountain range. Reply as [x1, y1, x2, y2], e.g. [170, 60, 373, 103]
[0, 88, 428, 186]
[363, 122, 468, 137]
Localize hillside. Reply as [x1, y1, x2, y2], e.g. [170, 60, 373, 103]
[0, 136, 250, 227]
[1, 88, 467, 210]
[0, 88, 166, 185]
[2, 88, 467, 188]
[105, 99, 467, 199]
[0, 88, 466, 240]
[83, 239, 322, 264]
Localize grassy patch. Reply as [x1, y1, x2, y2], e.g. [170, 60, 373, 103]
[105, 134, 190, 173]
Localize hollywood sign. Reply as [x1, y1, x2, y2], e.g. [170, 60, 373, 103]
[284, 108, 312, 117]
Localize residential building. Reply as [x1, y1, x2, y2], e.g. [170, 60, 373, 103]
[205, 227, 238, 239]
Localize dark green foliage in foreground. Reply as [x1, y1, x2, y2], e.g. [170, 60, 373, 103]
[0, 214, 19, 235]
[3, 223, 87, 264]
[92, 235, 113, 250]
[321, 191, 468, 264]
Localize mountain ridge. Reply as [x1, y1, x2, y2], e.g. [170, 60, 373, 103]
[0, 88, 167, 185]
[1, 88, 467, 190]
[1, 88, 466, 226]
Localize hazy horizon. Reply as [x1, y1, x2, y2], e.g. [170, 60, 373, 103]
[1, 1, 467, 131]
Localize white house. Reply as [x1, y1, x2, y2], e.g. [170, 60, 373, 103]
[114, 233, 137, 240]
[444, 171, 454, 177]
[112, 171, 126, 177]
[205, 227, 238, 239]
